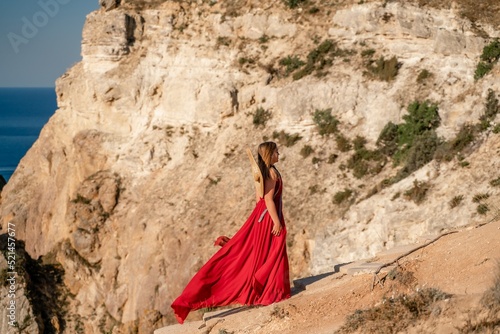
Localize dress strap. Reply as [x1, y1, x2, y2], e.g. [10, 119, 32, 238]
[258, 209, 268, 223]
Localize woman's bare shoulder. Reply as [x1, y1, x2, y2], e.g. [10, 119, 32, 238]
[269, 166, 280, 181]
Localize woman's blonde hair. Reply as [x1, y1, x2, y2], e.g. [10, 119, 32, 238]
[257, 141, 277, 180]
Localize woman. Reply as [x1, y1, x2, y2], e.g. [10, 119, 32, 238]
[171, 141, 291, 324]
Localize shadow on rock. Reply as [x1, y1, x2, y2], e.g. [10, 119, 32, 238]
[0, 234, 69, 334]
[292, 262, 352, 295]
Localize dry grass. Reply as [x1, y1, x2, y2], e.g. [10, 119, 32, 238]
[229, 0, 500, 33]
[404, 180, 431, 204]
[336, 288, 452, 334]
[449, 195, 465, 209]
[272, 130, 302, 147]
[413, 0, 500, 32]
[459, 263, 500, 333]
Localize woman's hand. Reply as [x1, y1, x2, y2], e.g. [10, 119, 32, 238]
[272, 221, 282, 236]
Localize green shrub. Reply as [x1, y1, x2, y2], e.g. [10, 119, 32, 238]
[312, 157, 322, 164]
[352, 135, 367, 151]
[494, 124, 500, 134]
[398, 131, 441, 179]
[376, 101, 442, 182]
[334, 188, 353, 204]
[259, 34, 269, 44]
[377, 101, 440, 173]
[480, 89, 500, 126]
[279, 55, 305, 76]
[72, 194, 91, 205]
[272, 130, 302, 147]
[449, 195, 464, 209]
[292, 63, 314, 80]
[417, 69, 433, 83]
[477, 203, 490, 215]
[450, 123, 476, 151]
[377, 122, 399, 156]
[460, 161, 470, 168]
[349, 159, 369, 179]
[216, 36, 231, 47]
[335, 134, 352, 152]
[404, 180, 430, 204]
[361, 49, 376, 58]
[284, 0, 305, 9]
[472, 193, 490, 203]
[308, 7, 320, 14]
[239, 57, 255, 66]
[475, 62, 494, 80]
[309, 184, 324, 195]
[434, 144, 452, 162]
[474, 39, 500, 80]
[339, 135, 388, 180]
[300, 145, 314, 158]
[286, 40, 352, 80]
[399, 101, 440, 147]
[481, 39, 500, 63]
[328, 153, 339, 164]
[309, 40, 335, 63]
[348, 146, 386, 179]
[365, 56, 400, 81]
[490, 177, 500, 187]
[313, 108, 339, 136]
[434, 123, 477, 162]
[252, 107, 272, 128]
[381, 178, 396, 189]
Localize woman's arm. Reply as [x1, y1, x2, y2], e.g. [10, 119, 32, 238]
[264, 169, 282, 236]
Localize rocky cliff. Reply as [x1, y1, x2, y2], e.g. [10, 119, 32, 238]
[1, 0, 499, 333]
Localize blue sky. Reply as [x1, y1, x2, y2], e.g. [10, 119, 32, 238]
[0, 1, 99, 87]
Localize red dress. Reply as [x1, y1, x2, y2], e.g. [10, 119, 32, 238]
[171, 175, 290, 324]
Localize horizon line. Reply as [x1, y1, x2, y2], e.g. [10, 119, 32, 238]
[0, 86, 55, 89]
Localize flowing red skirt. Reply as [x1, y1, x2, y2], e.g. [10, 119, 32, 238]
[171, 198, 290, 324]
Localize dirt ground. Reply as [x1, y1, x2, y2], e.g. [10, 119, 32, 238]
[170, 219, 500, 333]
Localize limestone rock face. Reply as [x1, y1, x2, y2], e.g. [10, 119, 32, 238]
[68, 170, 121, 265]
[99, 0, 119, 11]
[1, 1, 499, 332]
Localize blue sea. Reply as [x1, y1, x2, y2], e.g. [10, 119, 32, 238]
[0, 88, 57, 182]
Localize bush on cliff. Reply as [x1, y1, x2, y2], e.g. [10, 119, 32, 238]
[474, 39, 500, 80]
